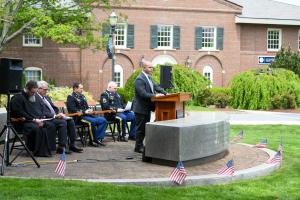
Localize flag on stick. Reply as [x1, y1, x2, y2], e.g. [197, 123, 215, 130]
[170, 161, 188, 185]
[277, 143, 283, 154]
[55, 149, 66, 176]
[217, 159, 234, 176]
[231, 130, 244, 142]
[266, 151, 282, 164]
[255, 139, 268, 148]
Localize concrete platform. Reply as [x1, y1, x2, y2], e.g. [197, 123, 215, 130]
[0, 137, 280, 186]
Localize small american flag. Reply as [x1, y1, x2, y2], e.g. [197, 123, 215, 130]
[255, 139, 268, 148]
[170, 161, 188, 185]
[266, 151, 282, 164]
[277, 143, 283, 154]
[55, 150, 66, 176]
[231, 130, 244, 142]
[218, 159, 234, 176]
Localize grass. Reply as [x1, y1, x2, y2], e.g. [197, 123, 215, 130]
[1, 125, 300, 200]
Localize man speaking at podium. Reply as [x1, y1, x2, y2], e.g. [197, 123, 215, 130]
[132, 59, 166, 153]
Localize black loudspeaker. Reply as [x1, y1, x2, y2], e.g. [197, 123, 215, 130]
[160, 65, 173, 89]
[0, 58, 23, 94]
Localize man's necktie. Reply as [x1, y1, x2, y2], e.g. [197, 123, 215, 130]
[43, 97, 56, 116]
[148, 75, 154, 93]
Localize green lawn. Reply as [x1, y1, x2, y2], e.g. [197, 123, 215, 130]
[1, 125, 299, 200]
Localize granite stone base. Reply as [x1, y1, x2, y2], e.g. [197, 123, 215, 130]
[145, 112, 230, 166]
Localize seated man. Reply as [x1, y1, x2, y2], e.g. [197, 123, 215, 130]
[36, 80, 83, 153]
[10, 80, 57, 156]
[100, 81, 136, 142]
[66, 82, 107, 146]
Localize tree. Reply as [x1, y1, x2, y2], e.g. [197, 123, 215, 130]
[0, 0, 129, 52]
[270, 47, 300, 77]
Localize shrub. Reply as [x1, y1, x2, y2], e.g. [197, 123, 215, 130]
[210, 88, 231, 108]
[122, 64, 209, 104]
[270, 47, 300, 77]
[230, 68, 300, 110]
[48, 87, 94, 102]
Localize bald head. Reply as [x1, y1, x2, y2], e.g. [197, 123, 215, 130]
[107, 81, 117, 93]
[141, 59, 154, 75]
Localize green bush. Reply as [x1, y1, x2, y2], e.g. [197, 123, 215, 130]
[48, 87, 93, 102]
[0, 94, 8, 108]
[230, 68, 300, 110]
[281, 92, 296, 109]
[122, 64, 209, 104]
[195, 88, 211, 106]
[270, 47, 300, 77]
[210, 88, 231, 108]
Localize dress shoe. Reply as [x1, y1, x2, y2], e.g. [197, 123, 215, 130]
[56, 146, 71, 154]
[128, 136, 136, 141]
[69, 145, 83, 153]
[120, 136, 128, 142]
[134, 148, 143, 153]
[88, 141, 99, 147]
[94, 139, 106, 146]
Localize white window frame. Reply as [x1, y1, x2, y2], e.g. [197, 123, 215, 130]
[114, 64, 124, 87]
[203, 66, 213, 87]
[24, 67, 42, 82]
[298, 29, 300, 51]
[157, 25, 173, 50]
[115, 23, 127, 49]
[202, 26, 217, 50]
[23, 33, 43, 47]
[267, 28, 282, 52]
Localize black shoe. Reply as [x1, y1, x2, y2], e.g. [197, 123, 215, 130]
[134, 148, 143, 153]
[94, 139, 106, 146]
[88, 141, 99, 147]
[69, 145, 83, 153]
[128, 136, 136, 141]
[56, 147, 71, 154]
[120, 136, 128, 142]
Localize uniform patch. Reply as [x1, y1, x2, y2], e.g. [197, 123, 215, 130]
[103, 98, 107, 103]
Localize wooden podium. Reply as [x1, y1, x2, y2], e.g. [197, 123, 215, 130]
[151, 92, 191, 121]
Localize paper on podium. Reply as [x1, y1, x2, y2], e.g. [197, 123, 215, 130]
[124, 101, 132, 111]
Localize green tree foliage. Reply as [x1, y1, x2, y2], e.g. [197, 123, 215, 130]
[0, 0, 129, 52]
[270, 47, 300, 77]
[230, 68, 300, 110]
[121, 64, 209, 104]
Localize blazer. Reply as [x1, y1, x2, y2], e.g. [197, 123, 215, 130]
[132, 72, 166, 115]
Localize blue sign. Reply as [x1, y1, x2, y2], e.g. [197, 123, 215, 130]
[258, 56, 275, 65]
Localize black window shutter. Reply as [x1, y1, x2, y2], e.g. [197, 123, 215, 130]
[127, 24, 134, 48]
[195, 27, 202, 50]
[173, 26, 180, 49]
[217, 27, 224, 50]
[102, 23, 111, 36]
[150, 25, 158, 49]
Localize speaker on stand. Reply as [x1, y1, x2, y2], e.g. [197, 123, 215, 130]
[0, 58, 40, 175]
[160, 65, 173, 89]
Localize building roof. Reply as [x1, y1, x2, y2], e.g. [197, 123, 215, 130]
[229, 0, 300, 25]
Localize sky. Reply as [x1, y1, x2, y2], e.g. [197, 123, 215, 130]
[274, 0, 300, 6]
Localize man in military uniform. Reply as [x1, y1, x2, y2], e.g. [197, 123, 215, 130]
[100, 81, 136, 142]
[66, 82, 107, 146]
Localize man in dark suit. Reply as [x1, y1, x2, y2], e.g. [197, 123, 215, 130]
[132, 59, 167, 153]
[36, 80, 83, 153]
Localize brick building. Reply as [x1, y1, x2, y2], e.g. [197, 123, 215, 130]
[1, 0, 300, 98]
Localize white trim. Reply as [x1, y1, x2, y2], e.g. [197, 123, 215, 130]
[201, 26, 217, 50]
[24, 67, 43, 82]
[235, 17, 300, 26]
[203, 65, 213, 87]
[22, 34, 43, 47]
[267, 28, 282, 52]
[157, 25, 173, 49]
[114, 64, 124, 87]
[115, 23, 127, 49]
